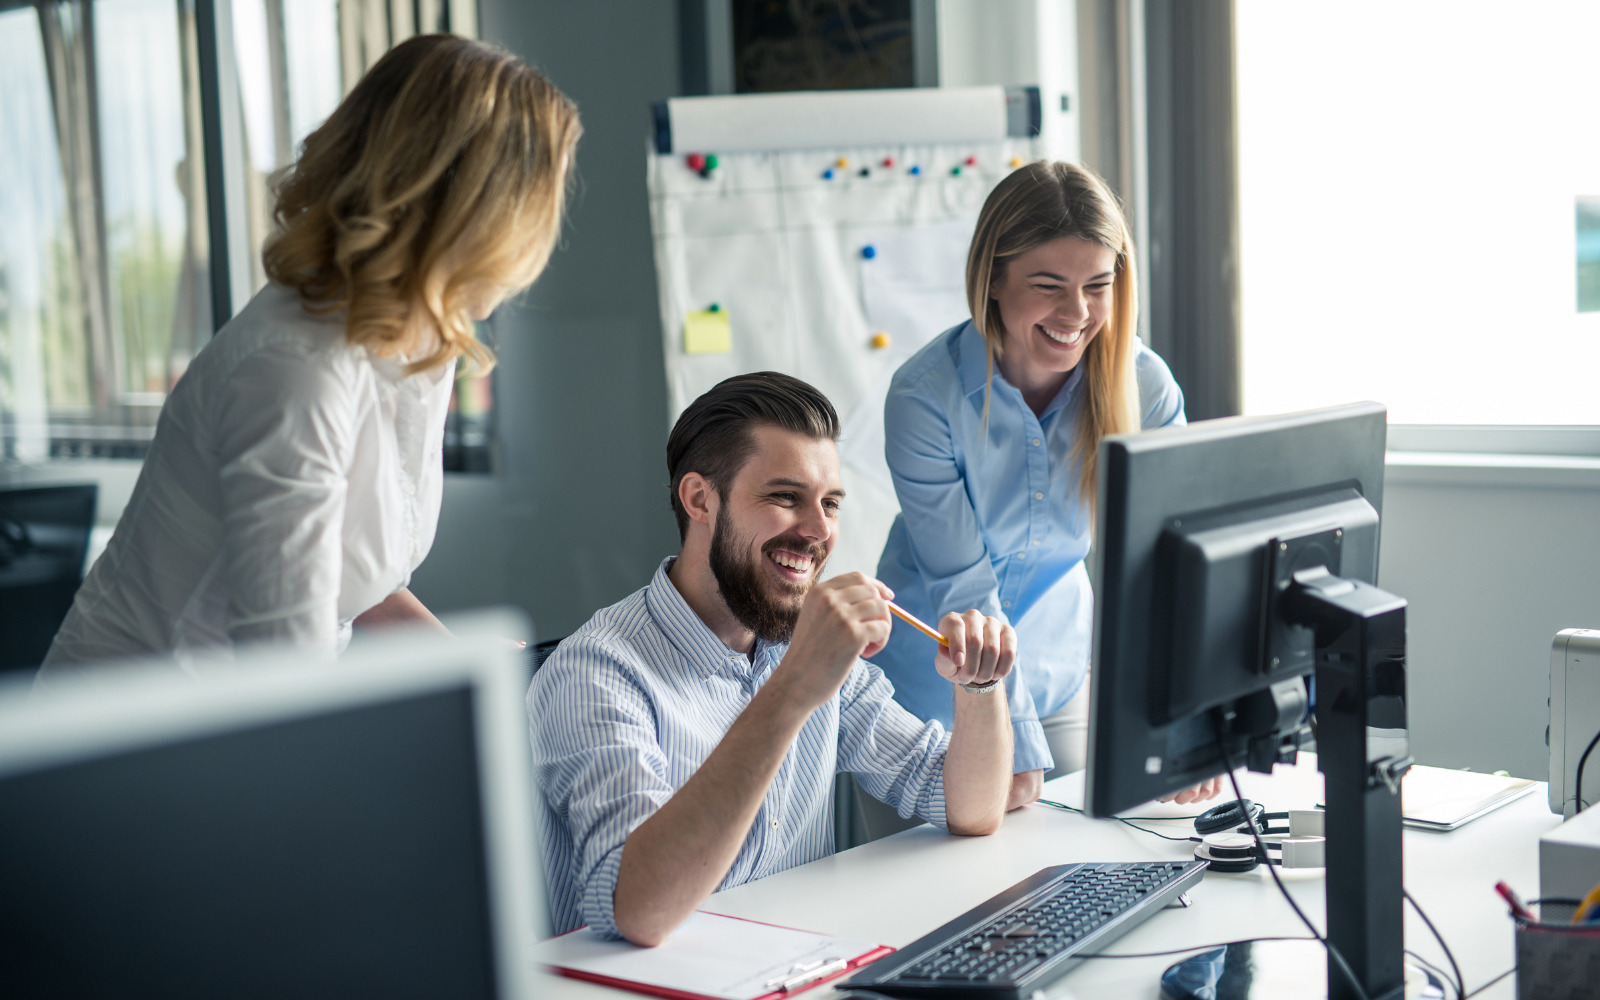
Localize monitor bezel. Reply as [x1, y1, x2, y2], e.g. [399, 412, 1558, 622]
[0, 613, 544, 996]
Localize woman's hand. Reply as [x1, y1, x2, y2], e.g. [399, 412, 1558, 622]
[1159, 775, 1226, 805]
[1007, 770, 1043, 810]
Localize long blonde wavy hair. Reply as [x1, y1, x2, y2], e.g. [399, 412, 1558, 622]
[966, 161, 1142, 508]
[263, 34, 581, 376]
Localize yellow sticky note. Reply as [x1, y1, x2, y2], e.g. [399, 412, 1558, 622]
[684, 309, 732, 354]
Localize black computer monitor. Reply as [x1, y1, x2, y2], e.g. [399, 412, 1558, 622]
[1086, 401, 1412, 1000]
[0, 623, 544, 1000]
[0, 483, 96, 672]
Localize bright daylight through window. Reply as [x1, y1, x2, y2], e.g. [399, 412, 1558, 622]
[1236, 1, 1600, 426]
[0, 0, 492, 469]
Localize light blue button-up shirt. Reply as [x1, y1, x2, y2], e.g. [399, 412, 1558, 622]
[870, 321, 1185, 774]
[529, 558, 951, 937]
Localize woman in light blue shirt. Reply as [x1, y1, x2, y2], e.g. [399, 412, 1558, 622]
[870, 161, 1216, 810]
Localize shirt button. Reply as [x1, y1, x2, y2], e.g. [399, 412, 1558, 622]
[771, 819, 779, 829]
[1016, 552, 1026, 560]
[1032, 438, 1041, 446]
[1003, 600, 1012, 609]
[405, 481, 417, 496]
[1032, 540, 1041, 546]
[1034, 492, 1044, 500]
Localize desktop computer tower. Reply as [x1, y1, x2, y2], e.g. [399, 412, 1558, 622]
[1549, 628, 1600, 817]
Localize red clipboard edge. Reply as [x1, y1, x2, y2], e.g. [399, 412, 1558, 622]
[548, 943, 896, 1000]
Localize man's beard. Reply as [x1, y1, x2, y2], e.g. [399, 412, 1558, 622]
[708, 503, 828, 644]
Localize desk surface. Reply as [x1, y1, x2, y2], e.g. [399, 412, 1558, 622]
[533, 758, 1562, 999]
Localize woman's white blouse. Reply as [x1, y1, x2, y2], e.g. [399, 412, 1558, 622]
[42, 284, 453, 671]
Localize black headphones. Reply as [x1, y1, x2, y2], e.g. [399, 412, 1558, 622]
[1194, 799, 1270, 835]
[1190, 799, 1326, 873]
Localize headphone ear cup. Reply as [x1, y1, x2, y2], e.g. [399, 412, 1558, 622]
[1194, 834, 1262, 874]
[1195, 799, 1258, 835]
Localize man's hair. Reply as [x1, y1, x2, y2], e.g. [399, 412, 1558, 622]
[666, 372, 839, 541]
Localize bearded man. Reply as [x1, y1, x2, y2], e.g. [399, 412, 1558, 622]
[529, 372, 1018, 945]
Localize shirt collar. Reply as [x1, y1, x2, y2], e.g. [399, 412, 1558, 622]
[955, 318, 1086, 419]
[956, 320, 994, 399]
[645, 557, 782, 678]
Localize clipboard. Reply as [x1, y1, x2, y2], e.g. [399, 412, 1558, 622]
[532, 910, 894, 1000]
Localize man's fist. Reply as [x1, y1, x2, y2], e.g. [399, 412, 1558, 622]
[934, 610, 1017, 690]
[779, 573, 893, 710]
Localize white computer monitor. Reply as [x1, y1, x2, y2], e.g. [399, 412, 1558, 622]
[0, 615, 544, 999]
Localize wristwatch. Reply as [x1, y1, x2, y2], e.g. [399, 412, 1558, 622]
[960, 679, 1001, 694]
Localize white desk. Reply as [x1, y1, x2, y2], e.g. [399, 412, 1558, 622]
[534, 757, 1562, 998]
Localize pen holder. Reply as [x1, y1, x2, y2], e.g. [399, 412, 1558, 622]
[1516, 910, 1600, 1000]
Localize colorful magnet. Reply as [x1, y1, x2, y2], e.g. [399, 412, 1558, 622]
[871, 331, 891, 350]
[686, 152, 706, 171]
[882, 156, 896, 168]
[861, 245, 877, 260]
[822, 168, 835, 180]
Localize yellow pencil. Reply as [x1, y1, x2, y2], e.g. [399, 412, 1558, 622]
[887, 600, 949, 648]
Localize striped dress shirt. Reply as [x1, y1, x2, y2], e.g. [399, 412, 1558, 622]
[529, 557, 951, 937]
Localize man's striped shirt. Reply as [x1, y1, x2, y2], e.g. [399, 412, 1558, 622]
[528, 557, 950, 937]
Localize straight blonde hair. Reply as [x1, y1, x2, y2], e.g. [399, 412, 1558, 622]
[263, 34, 581, 376]
[965, 161, 1142, 508]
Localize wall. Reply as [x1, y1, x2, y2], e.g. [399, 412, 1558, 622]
[408, 0, 684, 641]
[934, 0, 1080, 164]
[1380, 461, 1600, 783]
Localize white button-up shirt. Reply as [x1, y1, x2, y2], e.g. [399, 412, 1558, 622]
[41, 284, 452, 671]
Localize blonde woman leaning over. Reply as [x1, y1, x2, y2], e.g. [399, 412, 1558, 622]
[41, 36, 580, 673]
[867, 162, 1222, 815]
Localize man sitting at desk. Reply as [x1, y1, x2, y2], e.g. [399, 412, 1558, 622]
[530, 372, 1017, 945]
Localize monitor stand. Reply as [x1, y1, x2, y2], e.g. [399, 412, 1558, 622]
[1163, 570, 1425, 1000]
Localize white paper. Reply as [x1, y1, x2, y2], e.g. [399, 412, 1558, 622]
[533, 911, 883, 1000]
[665, 87, 1008, 154]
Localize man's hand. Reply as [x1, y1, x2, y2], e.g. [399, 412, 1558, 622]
[1160, 775, 1226, 805]
[775, 573, 893, 712]
[933, 610, 1016, 689]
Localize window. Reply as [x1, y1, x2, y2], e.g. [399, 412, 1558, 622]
[1236, 2, 1600, 427]
[0, 0, 491, 470]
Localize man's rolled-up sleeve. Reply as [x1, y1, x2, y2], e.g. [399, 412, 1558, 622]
[836, 659, 950, 828]
[530, 639, 675, 939]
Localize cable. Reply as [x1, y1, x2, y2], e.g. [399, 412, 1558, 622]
[1404, 889, 1464, 999]
[1035, 799, 1206, 822]
[1460, 966, 1513, 999]
[1401, 953, 1465, 998]
[1404, 950, 1460, 1000]
[1035, 799, 1203, 840]
[1214, 736, 1373, 1000]
[1081, 935, 1317, 959]
[1574, 725, 1600, 811]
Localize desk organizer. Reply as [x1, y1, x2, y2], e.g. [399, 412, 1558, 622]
[1516, 909, 1600, 1000]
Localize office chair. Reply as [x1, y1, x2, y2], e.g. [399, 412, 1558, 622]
[0, 483, 96, 673]
[529, 638, 565, 673]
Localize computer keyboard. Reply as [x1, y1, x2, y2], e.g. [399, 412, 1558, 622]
[839, 860, 1208, 999]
